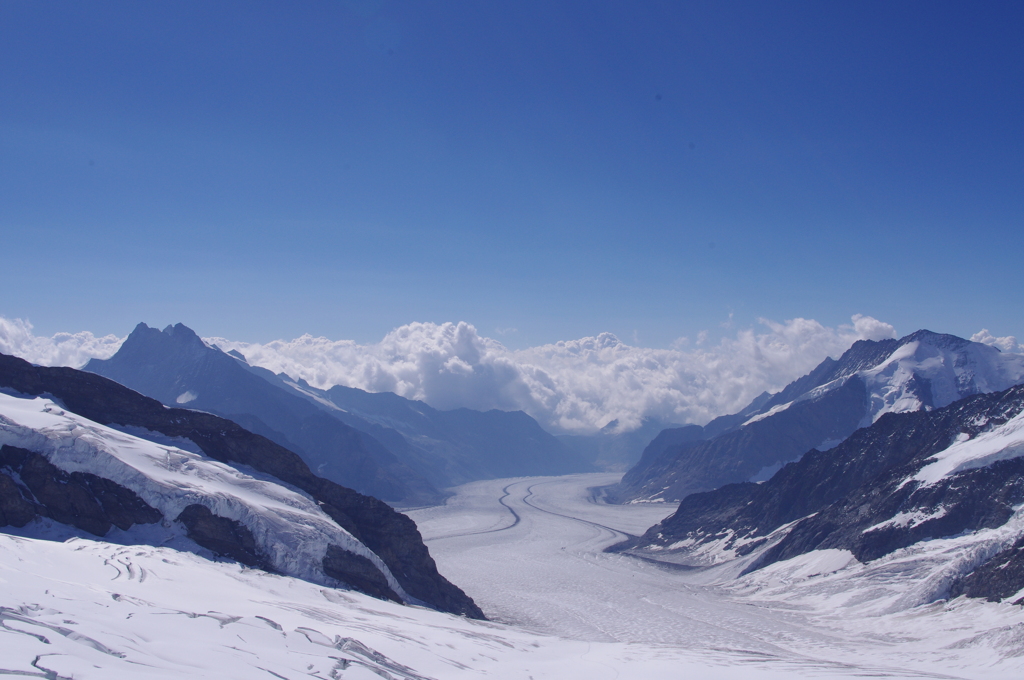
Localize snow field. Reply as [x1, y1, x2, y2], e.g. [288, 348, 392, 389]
[0, 532, 953, 679]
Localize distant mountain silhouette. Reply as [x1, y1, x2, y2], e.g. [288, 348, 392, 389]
[276, 378, 595, 486]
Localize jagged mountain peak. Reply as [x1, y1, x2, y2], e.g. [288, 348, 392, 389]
[116, 321, 213, 365]
[226, 348, 248, 363]
[753, 328, 1023, 427]
[86, 322, 592, 501]
[901, 328, 973, 350]
[85, 324, 444, 505]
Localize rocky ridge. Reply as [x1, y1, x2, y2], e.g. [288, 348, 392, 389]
[614, 383, 1024, 604]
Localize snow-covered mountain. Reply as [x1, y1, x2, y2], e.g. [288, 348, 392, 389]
[614, 330, 1024, 503]
[614, 382, 1024, 606]
[86, 323, 592, 500]
[0, 351, 483, 618]
[84, 322, 443, 505]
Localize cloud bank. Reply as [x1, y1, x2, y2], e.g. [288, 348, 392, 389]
[206, 314, 899, 433]
[970, 329, 1023, 354]
[0, 317, 123, 368]
[15, 313, 1017, 434]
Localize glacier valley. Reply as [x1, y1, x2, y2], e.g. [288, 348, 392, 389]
[409, 473, 1024, 679]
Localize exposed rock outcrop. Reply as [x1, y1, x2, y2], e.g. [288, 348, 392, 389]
[613, 330, 1024, 503]
[176, 504, 271, 571]
[0, 444, 161, 536]
[323, 544, 403, 603]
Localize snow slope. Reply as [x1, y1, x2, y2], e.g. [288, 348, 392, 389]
[914, 408, 1024, 485]
[618, 330, 1024, 503]
[3, 469, 1020, 678]
[0, 391, 409, 600]
[859, 334, 1024, 426]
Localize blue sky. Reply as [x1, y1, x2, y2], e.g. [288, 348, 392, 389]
[2, 1, 1022, 348]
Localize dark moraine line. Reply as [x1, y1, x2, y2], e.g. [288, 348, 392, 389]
[519, 481, 638, 541]
[430, 482, 522, 540]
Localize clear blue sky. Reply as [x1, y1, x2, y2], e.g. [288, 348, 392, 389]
[2, 1, 1022, 348]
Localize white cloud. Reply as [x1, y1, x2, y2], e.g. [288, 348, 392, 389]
[0, 317, 123, 368]
[0, 314, 903, 434]
[208, 315, 898, 434]
[851, 313, 897, 342]
[971, 329, 1023, 354]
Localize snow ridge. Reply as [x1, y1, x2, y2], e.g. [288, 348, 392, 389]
[0, 392, 411, 601]
[914, 409, 1024, 486]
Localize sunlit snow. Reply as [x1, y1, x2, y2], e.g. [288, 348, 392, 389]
[4, 389, 1024, 677]
[914, 409, 1024, 486]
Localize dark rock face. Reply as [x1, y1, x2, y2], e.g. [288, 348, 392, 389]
[750, 388, 1024, 570]
[84, 323, 440, 505]
[951, 536, 1024, 603]
[615, 384, 1024, 603]
[0, 444, 162, 536]
[323, 545, 402, 603]
[0, 464, 43, 527]
[176, 504, 270, 571]
[0, 352, 484, 619]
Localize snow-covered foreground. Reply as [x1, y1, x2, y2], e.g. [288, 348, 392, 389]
[3, 472, 1022, 678]
[0, 530, 946, 680]
[409, 473, 1024, 680]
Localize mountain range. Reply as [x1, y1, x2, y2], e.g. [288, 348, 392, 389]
[612, 330, 1024, 503]
[84, 323, 593, 505]
[613, 381, 1024, 603]
[4, 323, 1024, 674]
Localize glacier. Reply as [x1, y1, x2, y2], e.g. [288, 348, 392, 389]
[0, 391, 411, 601]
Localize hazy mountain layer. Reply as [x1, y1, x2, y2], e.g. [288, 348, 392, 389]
[85, 323, 442, 504]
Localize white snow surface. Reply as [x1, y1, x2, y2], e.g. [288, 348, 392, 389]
[2, 532, 958, 680]
[175, 390, 197, 404]
[3, 471, 1024, 677]
[409, 474, 1024, 679]
[858, 338, 1024, 426]
[0, 391, 410, 600]
[914, 408, 1024, 486]
[741, 400, 793, 426]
